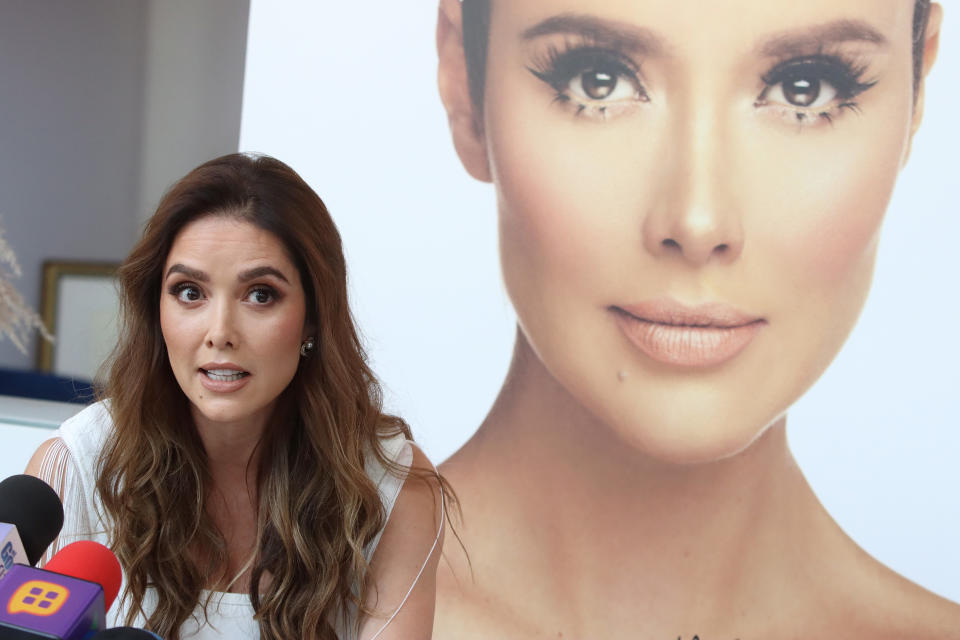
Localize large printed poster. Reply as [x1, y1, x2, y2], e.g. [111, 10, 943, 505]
[240, 1, 959, 635]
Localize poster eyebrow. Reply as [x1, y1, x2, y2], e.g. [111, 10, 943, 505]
[521, 13, 666, 56]
[759, 19, 889, 57]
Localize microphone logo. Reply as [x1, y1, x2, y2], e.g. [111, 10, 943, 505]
[7, 580, 70, 616]
[1, 541, 14, 570]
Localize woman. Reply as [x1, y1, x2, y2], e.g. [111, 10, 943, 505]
[25, 153, 444, 640]
[434, 0, 960, 638]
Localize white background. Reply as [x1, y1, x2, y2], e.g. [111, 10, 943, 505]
[239, 2, 959, 601]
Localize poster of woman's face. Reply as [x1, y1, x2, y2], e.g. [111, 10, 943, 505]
[241, 0, 958, 634]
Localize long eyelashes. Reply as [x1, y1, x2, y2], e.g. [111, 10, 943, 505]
[528, 43, 647, 120]
[756, 53, 876, 125]
[527, 41, 878, 127]
[761, 54, 875, 101]
[529, 45, 641, 92]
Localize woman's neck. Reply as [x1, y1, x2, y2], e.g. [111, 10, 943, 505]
[191, 403, 271, 485]
[189, 403, 270, 593]
[442, 332, 859, 637]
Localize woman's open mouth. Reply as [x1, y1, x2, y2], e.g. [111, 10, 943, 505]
[198, 364, 252, 392]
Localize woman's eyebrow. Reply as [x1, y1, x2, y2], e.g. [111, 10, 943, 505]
[521, 13, 666, 56]
[165, 264, 208, 282]
[759, 19, 889, 57]
[237, 266, 290, 284]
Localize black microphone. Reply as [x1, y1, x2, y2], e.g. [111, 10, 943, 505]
[0, 474, 65, 572]
[87, 628, 163, 639]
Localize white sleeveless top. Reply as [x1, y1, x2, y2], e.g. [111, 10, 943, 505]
[38, 401, 415, 639]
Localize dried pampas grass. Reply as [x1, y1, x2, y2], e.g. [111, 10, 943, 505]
[0, 221, 53, 355]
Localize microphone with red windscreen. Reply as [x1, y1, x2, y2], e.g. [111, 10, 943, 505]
[44, 540, 122, 612]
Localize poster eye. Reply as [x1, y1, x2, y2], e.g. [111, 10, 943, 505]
[570, 67, 638, 102]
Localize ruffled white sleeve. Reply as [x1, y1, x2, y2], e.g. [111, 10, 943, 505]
[34, 435, 93, 563]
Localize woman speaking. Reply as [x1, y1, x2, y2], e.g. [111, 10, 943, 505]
[27, 153, 445, 640]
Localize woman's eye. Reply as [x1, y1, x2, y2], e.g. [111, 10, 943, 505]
[529, 46, 648, 118]
[758, 55, 875, 120]
[570, 67, 639, 102]
[246, 287, 275, 305]
[765, 72, 838, 110]
[173, 284, 203, 303]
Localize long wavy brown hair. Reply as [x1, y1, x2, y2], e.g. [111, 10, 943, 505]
[96, 153, 441, 639]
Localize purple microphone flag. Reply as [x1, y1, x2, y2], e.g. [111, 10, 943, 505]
[0, 563, 105, 639]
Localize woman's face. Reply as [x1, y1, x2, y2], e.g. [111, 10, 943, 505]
[159, 216, 308, 429]
[475, 0, 921, 462]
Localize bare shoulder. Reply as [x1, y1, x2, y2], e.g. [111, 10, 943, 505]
[373, 443, 445, 563]
[394, 444, 446, 536]
[840, 568, 960, 640]
[432, 457, 486, 640]
[433, 516, 546, 640]
[878, 581, 960, 639]
[433, 452, 539, 639]
[357, 445, 445, 640]
[434, 543, 534, 640]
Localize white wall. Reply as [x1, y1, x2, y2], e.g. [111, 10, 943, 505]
[240, 0, 508, 464]
[0, 0, 249, 373]
[137, 0, 250, 225]
[0, 1, 148, 370]
[240, 1, 960, 602]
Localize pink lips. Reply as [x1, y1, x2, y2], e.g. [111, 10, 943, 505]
[613, 299, 765, 368]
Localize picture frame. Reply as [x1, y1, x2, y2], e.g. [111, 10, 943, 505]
[36, 261, 120, 380]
